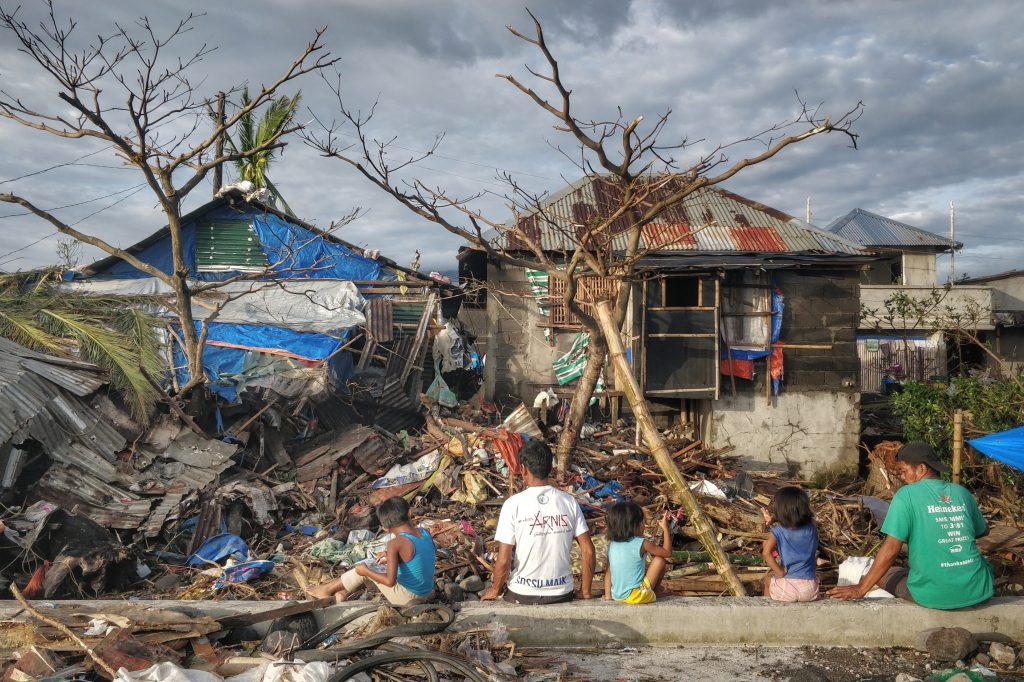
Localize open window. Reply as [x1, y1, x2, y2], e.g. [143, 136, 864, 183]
[195, 220, 269, 272]
[642, 275, 719, 398]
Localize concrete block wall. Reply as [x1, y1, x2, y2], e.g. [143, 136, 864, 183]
[465, 263, 584, 408]
[709, 269, 862, 475]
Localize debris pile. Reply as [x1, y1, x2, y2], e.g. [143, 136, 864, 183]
[3, 334, 1024, 678]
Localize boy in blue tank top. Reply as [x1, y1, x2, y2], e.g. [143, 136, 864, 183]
[309, 496, 436, 605]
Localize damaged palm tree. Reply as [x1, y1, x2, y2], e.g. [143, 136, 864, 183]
[223, 87, 303, 216]
[304, 9, 862, 477]
[0, 270, 164, 421]
[0, 1, 338, 397]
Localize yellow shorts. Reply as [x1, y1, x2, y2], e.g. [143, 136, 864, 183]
[616, 577, 656, 604]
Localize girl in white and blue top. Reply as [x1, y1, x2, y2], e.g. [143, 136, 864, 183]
[604, 501, 674, 604]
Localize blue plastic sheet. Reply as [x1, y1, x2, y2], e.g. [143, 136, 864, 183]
[968, 426, 1024, 472]
[171, 321, 351, 402]
[580, 474, 625, 501]
[188, 533, 250, 565]
[94, 204, 388, 282]
[252, 213, 384, 282]
[215, 559, 275, 588]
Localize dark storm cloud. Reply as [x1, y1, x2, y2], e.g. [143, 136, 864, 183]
[0, 0, 1021, 280]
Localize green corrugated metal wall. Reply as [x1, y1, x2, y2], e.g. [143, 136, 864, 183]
[195, 220, 268, 269]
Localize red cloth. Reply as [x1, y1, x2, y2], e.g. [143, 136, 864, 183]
[493, 430, 524, 476]
[720, 357, 754, 380]
[769, 348, 784, 382]
[22, 560, 49, 599]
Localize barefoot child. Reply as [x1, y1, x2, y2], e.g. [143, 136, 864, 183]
[604, 501, 673, 604]
[309, 497, 436, 605]
[761, 485, 819, 602]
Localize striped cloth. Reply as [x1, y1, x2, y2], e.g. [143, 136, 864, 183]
[553, 332, 589, 385]
[525, 269, 551, 341]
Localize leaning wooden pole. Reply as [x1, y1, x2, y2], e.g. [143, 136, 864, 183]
[595, 300, 748, 596]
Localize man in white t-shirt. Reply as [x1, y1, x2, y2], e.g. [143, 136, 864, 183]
[481, 440, 595, 604]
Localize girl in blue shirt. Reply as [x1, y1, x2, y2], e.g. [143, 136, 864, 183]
[761, 485, 819, 602]
[603, 501, 674, 604]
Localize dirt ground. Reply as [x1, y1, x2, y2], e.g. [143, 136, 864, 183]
[523, 644, 1010, 682]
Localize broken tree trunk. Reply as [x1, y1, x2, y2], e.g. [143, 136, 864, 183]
[555, 335, 607, 480]
[594, 300, 748, 596]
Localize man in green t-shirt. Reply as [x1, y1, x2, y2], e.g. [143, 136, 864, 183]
[829, 442, 993, 609]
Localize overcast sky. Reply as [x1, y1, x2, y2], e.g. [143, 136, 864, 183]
[0, 1, 1021, 281]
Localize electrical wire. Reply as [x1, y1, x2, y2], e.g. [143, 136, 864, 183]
[0, 184, 148, 266]
[0, 145, 113, 186]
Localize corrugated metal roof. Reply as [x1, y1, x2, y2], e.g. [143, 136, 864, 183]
[825, 208, 959, 250]
[493, 177, 866, 256]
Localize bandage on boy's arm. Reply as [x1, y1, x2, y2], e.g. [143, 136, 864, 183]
[576, 531, 595, 599]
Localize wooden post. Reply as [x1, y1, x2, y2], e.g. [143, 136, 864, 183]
[952, 409, 963, 484]
[212, 92, 226, 196]
[595, 301, 747, 596]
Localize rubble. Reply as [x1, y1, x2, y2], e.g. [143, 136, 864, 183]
[3, 327, 1024, 678]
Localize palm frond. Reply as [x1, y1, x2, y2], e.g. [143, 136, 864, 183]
[113, 307, 166, 378]
[0, 309, 64, 353]
[40, 309, 158, 422]
[231, 89, 301, 189]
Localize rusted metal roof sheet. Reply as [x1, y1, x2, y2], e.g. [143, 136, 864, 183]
[494, 177, 866, 256]
[825, 208, 959, 250]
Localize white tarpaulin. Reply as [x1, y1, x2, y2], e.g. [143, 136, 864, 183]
[64, 278, 367, 334]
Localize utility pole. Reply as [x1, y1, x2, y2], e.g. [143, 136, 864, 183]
[949, 200, 956, 285]
[212, 92, 226, 196]
[805, 196, 812, 224]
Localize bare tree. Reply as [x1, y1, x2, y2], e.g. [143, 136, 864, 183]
[0, 2, 338, 394]
[305, 10, 862, 476]
[864, 287, 1018, 388]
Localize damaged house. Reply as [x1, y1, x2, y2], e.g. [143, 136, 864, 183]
[72, 186, 462, 432]
[459, 178, 875, 475]
[826, 208, 993, 391]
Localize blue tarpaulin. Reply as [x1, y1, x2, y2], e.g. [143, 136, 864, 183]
[171, 321, 353, 402]
[252, 213, 383, 281]
[968, 426, 1024, 472]
[100, 205, 386, 282]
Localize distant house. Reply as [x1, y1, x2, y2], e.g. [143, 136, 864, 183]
[958, 270, 1024, 372]
[75, 186, 454, 415]
[460, 176, 875, 475]
[826, 208, 993, 391]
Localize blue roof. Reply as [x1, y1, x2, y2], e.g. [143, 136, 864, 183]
[825, 208, 960, 251]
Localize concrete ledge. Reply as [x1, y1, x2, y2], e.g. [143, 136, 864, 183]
[1, 597, 1021, 648]
[453, 597, 1024, 647]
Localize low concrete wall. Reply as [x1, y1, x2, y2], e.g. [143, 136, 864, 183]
[710, 390, 860, 476]
[3, 597, 1021, 647]
[454, 598, 1024, 647]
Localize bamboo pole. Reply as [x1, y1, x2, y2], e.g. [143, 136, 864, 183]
[952, 409, 964, 484]
[594, 300, 747, 596]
